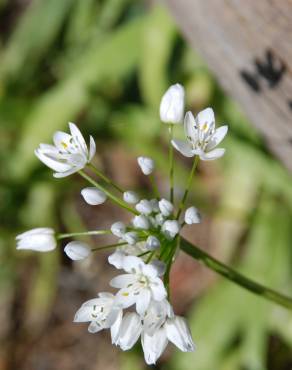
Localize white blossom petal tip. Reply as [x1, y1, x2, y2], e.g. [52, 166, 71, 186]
[160, 83, 185, 124]
[64, 241, 91, 261]
[16, 227, 56, 252]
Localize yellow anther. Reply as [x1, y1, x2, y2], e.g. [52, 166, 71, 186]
[122, 292, 129, 296]
[61, 141, 68, 149]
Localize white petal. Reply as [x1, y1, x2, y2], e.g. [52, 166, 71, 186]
[110, 274, 136, 288]
[122, 255, 144, 273]
[35, 149, 72, 172]
[142, 328, 168, 365]
[146, 235, 160, 251]
[171, 139, 194, 158]
[136, 289, 151, 315]
[205, 125, 228, 151]
[108, 250, 125, 269]
[151, 278, 167, 301]
[149, 260, 166, 276]
[53, 131, 72, 151]
[111, 309, 123, 344]
[132, 215, 150, 230]
[69, 122, 88, 156]
[111, 222, 126, 237]
[89, 135, 96, 161]
[16, 227, 54, 239]
[200, 148, 225, 161]
[184, 111, 198, 140]
[114, 289, 137, 309]
[166, 316, 195, 352]
[184, 206, 201, 225]
[117, 312, 142, 350]
[123, 191, 139, 204]
[74, 305, 94, 322]
[158, 199, 174, 217]
[88, 321, 103, 333]
[81, 187, 107, 205]
[64, 241, 91, 261]
[196, 107, 215, 127]
[53, 167, 81, 178]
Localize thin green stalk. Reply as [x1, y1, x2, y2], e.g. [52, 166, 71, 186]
[78, 170, 138, 215]
[146, 250, 155, 264]
[92, 242, 128, 252]
[176, 156, 199, 219]
[181, 238, 292, 310]
[88, 163, 124, 193]
[169, 125, 174, 203]
[57, 230, 111, 240]
[149, 174, 160, 199]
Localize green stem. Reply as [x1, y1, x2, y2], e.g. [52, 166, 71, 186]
[176, 156, 199, 219]
[149, 174, 160, 199]
[78, 170, 138, 215]
[181, 238, 292, 310]
[169, 125, 174, 203]
[88, 163, 124, 193]
[92, 242, 128, 252]
[57, 230, 110, 239]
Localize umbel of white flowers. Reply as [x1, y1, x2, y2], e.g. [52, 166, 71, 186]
[16, 83, 229, 365]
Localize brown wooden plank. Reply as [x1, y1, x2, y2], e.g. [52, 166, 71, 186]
[165, 0, 292, 170]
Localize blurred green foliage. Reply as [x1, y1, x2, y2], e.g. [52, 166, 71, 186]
[1, 1, 292, 369]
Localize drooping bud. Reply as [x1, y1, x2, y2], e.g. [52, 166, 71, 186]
[160, 83, 185, 124]
[146, 235, 160, 250]
[162, 220, 181, 239]
[184, 206, 201, 225]
[158, 199, 174, 217]
[81, 187, 107, 205]
[123, 191, 139, 204]
[133, 215, 150, 230]
[111, 222, 126, 237]
[16, 228, 56, 252]
[137, 156, 155, 175]
[64, 241, 91, 260]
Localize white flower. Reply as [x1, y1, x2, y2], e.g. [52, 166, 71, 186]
[123, 191, 139, 204]
[35, 122, 96, 178]
[172, 108, 228, 160]
[122, 231, 139, 246]
[74, 292, 122, 342]
[184, 206, 201, 225]
[111, 222, 126, 237]
[146, 235, 160, 250]
[137, 156, 155, 175]
[142, 315, 195, 365]
[158, 198, 174, 217]
[160, 83, 185, 124]
[115, 312, 142, 350]
[133, 215, 150, 230]
[162, 220, 180, 239]
[64, 241, 91, 260]
[110, 256, 167, 315]
[16, 228, 56, 252]
[81, 187, 107, 205]
[136, 199, 154, 215]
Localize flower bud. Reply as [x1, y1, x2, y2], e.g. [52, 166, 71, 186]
[158, 198, 174, 217]
[155, 213, 165, 226]
[64, 241, 91, 260]
[133, 215, 150, 230]
[136, 199, 153, 215]
[146, 235, 160, 250]
[160, 83, 185, 124]
[123, 231, 138, 245]
[162, 220, 180, 239]
[81, 187, 107, 205]
[150, 199, 159, 213]
[184, 206, 201, 225]
[137, 156, 155, 175]
[16, 228, 56, 252]
[111, 222, 126, 237]
[123, 191, 139, 204]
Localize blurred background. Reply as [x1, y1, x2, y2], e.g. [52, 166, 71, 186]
[1, 1, 292, 369]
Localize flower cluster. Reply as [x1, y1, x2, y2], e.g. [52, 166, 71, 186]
[16, 83, 228, 365]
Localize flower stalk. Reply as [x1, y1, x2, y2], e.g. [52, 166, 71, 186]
[88, 163, 124, 193]
[169, 124, 175, 203]
[57, 230, 111, 240]
[181, 238, 292, 310]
